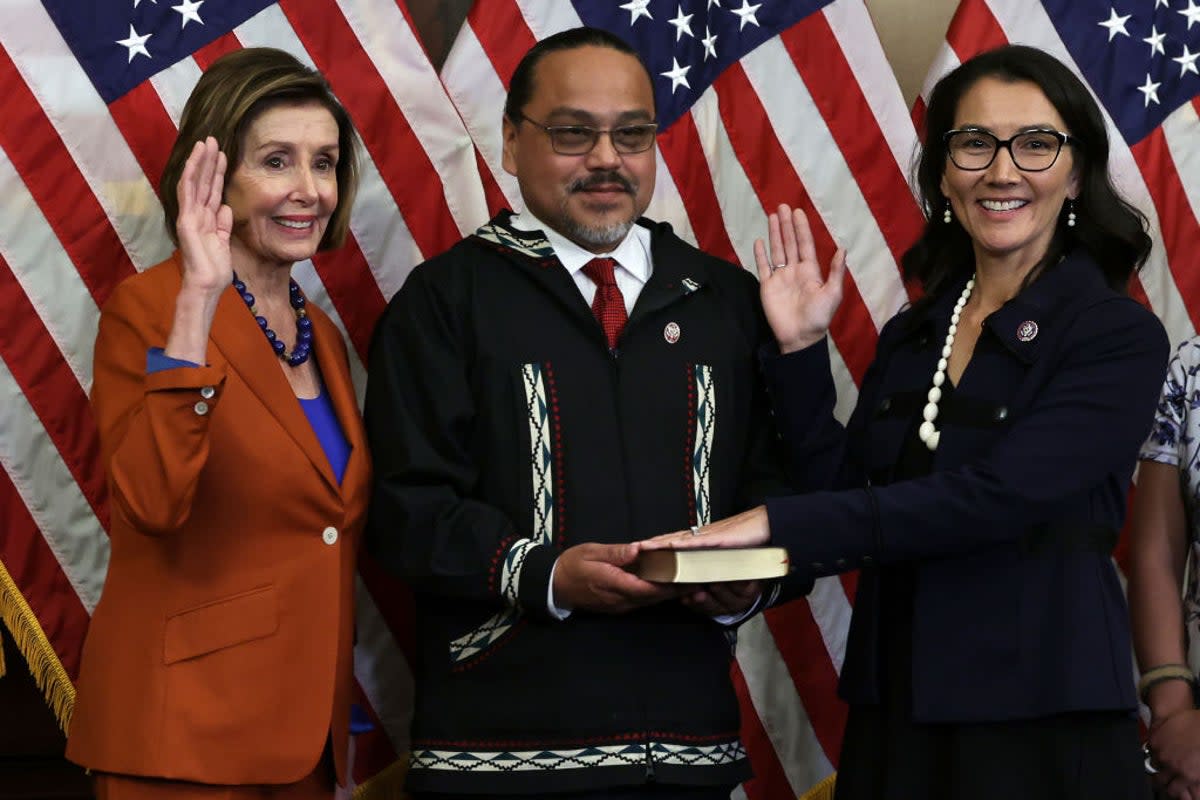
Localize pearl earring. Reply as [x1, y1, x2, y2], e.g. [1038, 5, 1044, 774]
[1066, 199, 1076, 228]
[943, 201, 952, 224]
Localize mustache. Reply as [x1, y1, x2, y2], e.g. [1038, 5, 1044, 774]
[569, 172, 635, 194]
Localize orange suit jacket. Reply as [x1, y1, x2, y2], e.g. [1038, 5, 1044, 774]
[66, 254, 370, 786]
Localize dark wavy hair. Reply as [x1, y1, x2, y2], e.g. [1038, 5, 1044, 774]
[503, 26, 654, 121]
[902, 45, 1150, 301]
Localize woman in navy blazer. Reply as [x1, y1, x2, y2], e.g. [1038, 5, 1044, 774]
[643, 45, 1167, 799]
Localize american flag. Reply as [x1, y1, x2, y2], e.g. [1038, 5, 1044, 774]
[0, 0, 948, 798]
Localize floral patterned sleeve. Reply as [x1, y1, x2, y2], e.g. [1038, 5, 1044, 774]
[1139, 337, 1200, 468]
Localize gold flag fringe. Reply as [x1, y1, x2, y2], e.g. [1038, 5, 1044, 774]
[0, 558, 75, 732]
[798, 771, 837, 800]
[352, 753, 408, 800]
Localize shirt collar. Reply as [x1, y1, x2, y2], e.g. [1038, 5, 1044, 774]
[509, 211, 652, 282]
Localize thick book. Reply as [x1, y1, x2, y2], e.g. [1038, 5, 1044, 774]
[630, 546, 790, 583]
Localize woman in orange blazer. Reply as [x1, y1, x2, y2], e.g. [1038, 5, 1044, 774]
[65, 48, 370, 800]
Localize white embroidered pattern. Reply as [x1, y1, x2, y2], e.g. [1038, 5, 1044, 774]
[692, 364, 715, 526]
[448, 363, 554, 663]
[410, 739, 746, 773]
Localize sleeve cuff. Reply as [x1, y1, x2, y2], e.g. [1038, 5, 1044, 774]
[545, 557, 573, 621]
[147, 346, 202, 373]
[712, 592, 764, 627]
[504, 541, 559, 622]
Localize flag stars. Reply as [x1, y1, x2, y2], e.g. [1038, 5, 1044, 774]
[1181, 0, 1200, 29]
[132, 0, 157, 6]
[1138, 73, 1162, 106]
[1174, 44, 1200, 75]
[668, 6, 695, 41]
[173, 0, 204, 28]
[708, 0, 721, 7]
[661, 57, 692, 93]
[701, 26, 718, 60]
[619, 0, 653, 25]
[1157, 0, 1172, 7]
[116, 24, 152, 63]
[1099, 8, 1132, 41]
[1143, 25, 1167, 56]
[731, 0, 763, 31]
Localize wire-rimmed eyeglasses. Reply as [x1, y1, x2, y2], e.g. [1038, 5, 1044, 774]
[512, 112, 658, 155]
[944, 128, 1079, 172]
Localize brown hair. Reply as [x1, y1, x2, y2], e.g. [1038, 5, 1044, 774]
[158, 47, 360, 250]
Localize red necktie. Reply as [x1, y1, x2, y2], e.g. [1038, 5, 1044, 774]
[582, 257, 628, 350]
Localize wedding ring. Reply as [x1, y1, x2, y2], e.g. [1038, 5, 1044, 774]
[689, 525, 701, 536]
[1143, 742, 1158, 775]
[771, 263, 787, 273]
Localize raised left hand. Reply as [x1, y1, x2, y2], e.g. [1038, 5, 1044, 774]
[754, 203, 846, 354]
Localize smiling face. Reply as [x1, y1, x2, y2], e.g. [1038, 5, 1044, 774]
[501, 45, 656, 253]
[940, 77, 1080, 273]
[225, 101, 340, 271]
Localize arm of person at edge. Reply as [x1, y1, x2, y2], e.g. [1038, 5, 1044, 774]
[363, 257, 683, 621]
[639, 207, 1169, 594]
[1132, 456, 1200, 799]
[673, 204, 847, 618]
[93, 138, 234, 534]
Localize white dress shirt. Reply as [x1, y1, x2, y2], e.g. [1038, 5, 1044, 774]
[508, 212, 652, 313]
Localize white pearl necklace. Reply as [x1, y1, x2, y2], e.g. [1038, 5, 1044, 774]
[918, 275, 975, 451]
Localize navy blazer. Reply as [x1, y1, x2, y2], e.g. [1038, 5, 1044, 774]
[764, 251, 1168, 722]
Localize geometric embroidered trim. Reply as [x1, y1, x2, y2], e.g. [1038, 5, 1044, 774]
[473, 222, 556, 261]
[522, 363, 555, 550]
[448, 363, 556, 664]
[410, 738, 747, 773]
[448, 606, 520, 664]
[692, 364, 715, 527]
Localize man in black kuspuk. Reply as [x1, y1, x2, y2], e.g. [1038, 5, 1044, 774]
[365, 26, 792, 800]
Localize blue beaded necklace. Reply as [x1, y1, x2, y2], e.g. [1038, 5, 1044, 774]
[232, 273, 313, 367]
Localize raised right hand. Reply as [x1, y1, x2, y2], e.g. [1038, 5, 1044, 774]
[753, 203, 846, 354]
[552, 542, 682, 614]
[176, 137, 233, 295]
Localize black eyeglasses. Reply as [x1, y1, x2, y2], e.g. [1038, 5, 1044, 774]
[944, 128, 1079, 172]
[512, 113, 658, 155]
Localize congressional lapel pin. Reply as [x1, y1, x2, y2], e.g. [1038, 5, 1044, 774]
[681, 278, 700, 294]
[1016, 320, 1039, 342]
[664, 322, 681, 344]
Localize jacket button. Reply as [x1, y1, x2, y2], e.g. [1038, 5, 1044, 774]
[200, 385, 216, 399]
[994, 406, 1008, 421]
[193, 401, 209, 416]
[322, 526, 339, 545]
